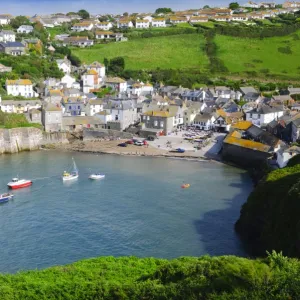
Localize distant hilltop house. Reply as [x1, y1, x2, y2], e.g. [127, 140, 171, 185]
[0, 14, 12, 25]
[0, 30, 15, 42]
[0, 63, 12, 73]
[62, 36, 94, 47]
[5, 79, 38, 98]
[117, 20, 134, 28]
[0, 42, 25, 56]
[283, 1, 300, 8]
[135, 19, 150, 28]
[189, 16, 209, 23]
[96, 22, 113, 30]
[169, 17, 188, 24]
[17, 25, 34, 34]
[151, 18, 166, 27]
[71, 22, 94, 32]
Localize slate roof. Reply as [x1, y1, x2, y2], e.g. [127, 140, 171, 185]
[246, 125, 279, 148]
[240, 86, 258, 95]
[0, 42, 25, 48]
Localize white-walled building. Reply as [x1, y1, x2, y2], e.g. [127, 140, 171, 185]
[117, 20, 134, 28]
[136, 19, 150, 28]
[61, 74, 76, 88]
[86, 99, 104, 116]
[96, 22, 113, 30]
[246, 105, 284, 127]
[56, 58, 71, 74]
[151, 18, 166, 27]
[277, 146, 300, 168]
[82, 69, 100, 94]
[0, 15, 12, 25]
[71, 22, 94, 32]
[231, 14, 249, 21]
[6, 79, 38, 98]
[0, 30, 15, 42]
[86, 61, 106, 79]
[105, 77, 127, 93]
[17, 25, 34, 34]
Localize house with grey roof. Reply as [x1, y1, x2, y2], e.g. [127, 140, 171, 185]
[62, 116, 105, 132]
[246, 104, 284, 127]
[193, 113, 216, 131]
[17, 25, 34, 34]
[0, 42, 25, 55]
[42, 103, 63, 132]
[240, 86, 258, 95]
[0, 30, 15, 42]
[277, 145, 300, 168]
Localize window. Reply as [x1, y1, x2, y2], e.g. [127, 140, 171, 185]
[154, 120, 158, 126]
[115, 115, 119, 121]
[160, 121, 164, 128]
[69, 106, 71, 109]
[78, 106, 80, 109]
[147, 116, 150, 121]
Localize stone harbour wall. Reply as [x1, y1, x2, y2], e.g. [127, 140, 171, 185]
[0, 128, 69, 154]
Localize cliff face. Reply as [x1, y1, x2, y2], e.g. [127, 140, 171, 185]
[235, 163, 300, 257]
[0, 128, 68, 154]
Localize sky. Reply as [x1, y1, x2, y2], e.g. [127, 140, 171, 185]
[3, 0, 279, 16]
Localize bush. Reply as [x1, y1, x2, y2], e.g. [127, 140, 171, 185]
[278, 46, 293, 54]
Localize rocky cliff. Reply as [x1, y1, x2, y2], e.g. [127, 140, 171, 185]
[0, 128, 68, 154]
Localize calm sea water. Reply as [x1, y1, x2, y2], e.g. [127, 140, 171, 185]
[0, 151, 253, 273]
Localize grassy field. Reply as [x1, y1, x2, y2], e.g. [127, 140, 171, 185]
[72, 34, 208, 71]
[215, 32, 300, 78]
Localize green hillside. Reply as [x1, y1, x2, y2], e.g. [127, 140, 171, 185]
[236, 162, 300, 257]
[215, 32, 300, 79]
[2, 254, 300, 299]
[72, 34, 208, 71]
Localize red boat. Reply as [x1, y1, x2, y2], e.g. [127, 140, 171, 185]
[7, 178, 32, 189]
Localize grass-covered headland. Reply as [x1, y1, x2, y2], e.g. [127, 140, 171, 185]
[2, 253, 300, 299]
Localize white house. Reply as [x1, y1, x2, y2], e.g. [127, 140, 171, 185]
[0, 15, 11, 25]
[143, 15, 153, 22]
[193, 113, 216, 130]
[189, 16, 209, 23]
[94, 110, 112, 124]
[231, 14, 248, 22]
[151, 18, 166, 27]
[96, 22, 113, 30]
[86, 61, 106, 79]
[246, 105, 284, 127]
[56, 58, 71, 74]
[0, 99, 42, 114]
[135, 19, 150, 28]
[117, 20, 134, 28]
[6, 79, 38, 98]
[0, 30, 15, 42]
[105, 77, 127, 93]
[95, 31, 115, 39]
[61, 74, 76, 88]
[86, 99, 104, 116]
[17, 25, 34, 34]
[277, 146, 300, 168]
[241, 1, 260, 8]
[71, 22, 94, 32]
[169, 17, 188, 24]
[82, 69, 100, 94]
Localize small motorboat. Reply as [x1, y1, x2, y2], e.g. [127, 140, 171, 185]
[89, 174, 105, 180]
[7, 178, 32, 189]
[0, 193, 14, 203]
[181, 184, 190, 189]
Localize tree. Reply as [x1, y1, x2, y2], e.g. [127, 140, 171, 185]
[123, 12, 129, 17]
[155, 8, 173, 14]
[10, 16, 31, 29]
[203, 5, 210, 9]
[68, 54, 81, 67]
[109, 57, 125, 74]
[104, 58, 109, 70]
[78, 9, 90, 19]
[229, 2, 240, 10]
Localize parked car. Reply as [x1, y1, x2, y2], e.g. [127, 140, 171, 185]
[143, 140, 148, 145]
[126, 140, 134, 144]
[134, 141, 143, 146]
[118, 143, 127, 147]
[176, 148, 185, 153]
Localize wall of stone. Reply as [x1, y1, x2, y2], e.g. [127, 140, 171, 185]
[0, 128, 69, 154]
[83, 129, 133, 141]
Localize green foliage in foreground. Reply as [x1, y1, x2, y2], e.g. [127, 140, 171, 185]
[236, 164, 300, 257]
[0, 111, 42, 129]
[2, 253, 300, 299]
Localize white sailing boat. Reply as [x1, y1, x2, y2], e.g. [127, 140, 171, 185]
[62, 158, 79, 182]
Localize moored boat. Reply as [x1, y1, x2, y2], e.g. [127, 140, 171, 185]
[7, 178, 32, 189]
[89, 174, 105, 180]
[0, 193, 14, 203]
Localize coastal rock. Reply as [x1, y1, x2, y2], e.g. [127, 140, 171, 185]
[0, 128, 69, 154]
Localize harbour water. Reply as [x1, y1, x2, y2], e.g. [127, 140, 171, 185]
[0, 151, 253, 273]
